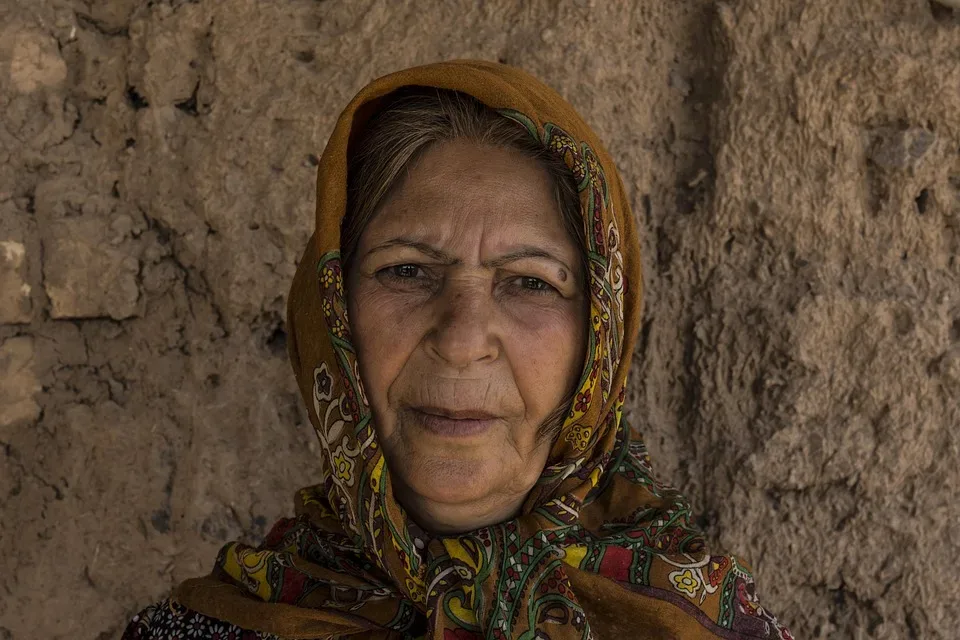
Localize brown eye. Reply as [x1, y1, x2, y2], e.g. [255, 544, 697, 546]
[376, 264, 433, 291]
[507, 276, 556, 297]
[522, 277, 549, 291]
[390, 264, 420, 278]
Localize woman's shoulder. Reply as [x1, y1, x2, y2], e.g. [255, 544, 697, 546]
[122, 597, 281, 640]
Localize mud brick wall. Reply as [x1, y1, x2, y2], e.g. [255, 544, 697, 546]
[1, 1, 958, 638]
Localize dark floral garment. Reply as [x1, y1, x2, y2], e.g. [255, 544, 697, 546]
[122, 598, 280, 640]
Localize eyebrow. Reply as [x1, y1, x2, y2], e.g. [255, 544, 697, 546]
[364, 238, 574, 273]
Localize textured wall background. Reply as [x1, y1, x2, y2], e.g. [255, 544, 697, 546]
[1, 1, 958, 638]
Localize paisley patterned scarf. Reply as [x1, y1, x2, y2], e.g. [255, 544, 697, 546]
[174, 60, 793, 640]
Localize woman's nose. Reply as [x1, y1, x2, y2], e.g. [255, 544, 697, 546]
[425, 284, 499, 368]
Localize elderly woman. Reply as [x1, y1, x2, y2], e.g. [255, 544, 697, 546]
[123, 61, 792, 640]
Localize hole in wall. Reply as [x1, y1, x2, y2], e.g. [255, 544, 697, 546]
[175, 82, 200, 116]
[126, 86, 149, 110]
[266, 325, 287, 357]
[294, 50, 315, 63]
[915, 188, 931, 214]
[929, 1, 958, 23]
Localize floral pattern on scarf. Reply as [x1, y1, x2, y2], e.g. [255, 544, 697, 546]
[165, 60, 793, 640]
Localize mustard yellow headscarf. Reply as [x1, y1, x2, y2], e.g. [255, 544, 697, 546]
[174, 60, 793, 640]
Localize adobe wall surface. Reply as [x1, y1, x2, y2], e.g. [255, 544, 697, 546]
[1, 1, 957, 638]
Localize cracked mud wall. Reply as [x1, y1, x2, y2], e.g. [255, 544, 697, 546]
[1, 1, 958, 638]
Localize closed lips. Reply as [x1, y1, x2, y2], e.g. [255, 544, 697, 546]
[412, 406, 500, 420]
[407, 407, 501, 437]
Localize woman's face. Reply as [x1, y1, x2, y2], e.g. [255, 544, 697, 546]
[346, 139, 587, 534]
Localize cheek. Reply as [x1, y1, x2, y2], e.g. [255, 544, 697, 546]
[348, 283, 426, 412]
[505, 302, 586, 416]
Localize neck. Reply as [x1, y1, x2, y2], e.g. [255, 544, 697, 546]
[392, 482, 528, 535]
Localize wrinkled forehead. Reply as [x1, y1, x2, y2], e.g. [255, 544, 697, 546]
[355, 141, 573, 248]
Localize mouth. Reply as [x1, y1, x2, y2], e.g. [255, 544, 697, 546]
[407, 405, 501, 437]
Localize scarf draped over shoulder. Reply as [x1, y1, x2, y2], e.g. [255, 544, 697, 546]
[173, 60, 793, 640]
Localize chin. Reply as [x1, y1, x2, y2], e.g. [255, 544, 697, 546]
[402, 453, 500, 505]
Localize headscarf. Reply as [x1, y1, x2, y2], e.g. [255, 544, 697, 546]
[174, 60, 793, 640]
